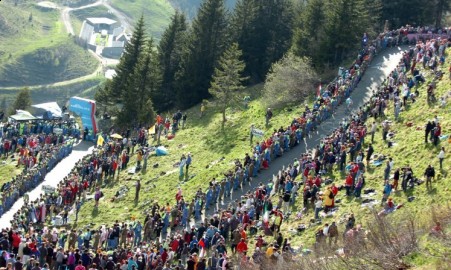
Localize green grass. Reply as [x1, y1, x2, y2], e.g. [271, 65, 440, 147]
[0, 77, 104, 106]
[95, 34, 108, 46]
[0, 159, 23, 187]
[0, 40, 98, 87]
[74, 49, 451, 267]
[109, 0, 174, 38]
[276, 50, 451, 264]
[0, 1, 98, 87]
[75, 83, 304, 225]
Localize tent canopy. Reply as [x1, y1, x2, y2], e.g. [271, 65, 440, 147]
[9, 110, 37, 121]
[32, 102, 62, 118]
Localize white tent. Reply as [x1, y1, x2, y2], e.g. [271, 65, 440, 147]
[32, 102, 62, 118]
[9, 110, 37, 121]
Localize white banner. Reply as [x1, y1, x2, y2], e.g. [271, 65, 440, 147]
[42, 185, 56, 194]
[252, 128, 264, 138]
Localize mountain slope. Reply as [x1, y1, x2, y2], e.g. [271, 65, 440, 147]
[0, 1, 97, 87]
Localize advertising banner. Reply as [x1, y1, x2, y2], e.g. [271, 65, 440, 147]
[69, 97, 98, 134]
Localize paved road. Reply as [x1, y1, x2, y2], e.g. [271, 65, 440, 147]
[0, 47, 406, 229]
[61, 0, 132, 36]
[0, 142, 94, 229]
[205, 46, 408, 217]
[1, 0, 129, 90]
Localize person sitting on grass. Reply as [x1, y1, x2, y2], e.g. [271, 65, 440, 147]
[378, 197, 397, 216]
[430, 221, 444, 237]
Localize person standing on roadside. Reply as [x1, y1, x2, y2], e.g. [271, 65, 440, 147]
[438, 147, 445, 170]
[425, 121, 433, 143]
[370, 122, 377, 143]
[433, 123, 441, 146]
[182, 113, 187, 129]
[135, 179, 141, 202]
[424, 165, 435, 188]
[366, 144, 374, 167]
[265, 108, 273, 127]
[250, 125, 254, 145]
[185, 153, 192, 181]
[200, 103, 206, 118]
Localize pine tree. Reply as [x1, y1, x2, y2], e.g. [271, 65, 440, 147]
[95, 81, 114, 115]
[230, 0, 294, 82]
[156, 11, 188, 112]
[433, 0, 451, 27]
[209, 43, 248, 130]
[229, 0, 259, 81]
[110, 16, 147, 102]
[10, 88, 32, 115]
[176, 0, 229, 109]
[118, 39, 161, 126]
[292, 0, 326, 68]
[380, 0, 444, 28]
[321, 0, 371, 65]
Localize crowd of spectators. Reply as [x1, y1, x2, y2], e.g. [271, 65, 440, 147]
[0, 26, 449, 270]
[0, 120, 79, 216]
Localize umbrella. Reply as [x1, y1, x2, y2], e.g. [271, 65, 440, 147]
[110, 133, 123, 139]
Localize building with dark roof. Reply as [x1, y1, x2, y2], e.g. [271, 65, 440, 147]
[79, 17, 128, 59]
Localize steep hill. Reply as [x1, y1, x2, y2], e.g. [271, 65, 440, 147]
[108, 0, 174, 37]
[0, 1, 98, 87]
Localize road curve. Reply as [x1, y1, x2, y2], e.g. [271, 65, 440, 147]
[0, 142, 95, 229]
[61, 0, 132, 36]
[0, 1, 129, 90]
[205, 46, 409, 217]
[61, 1, 103, 36]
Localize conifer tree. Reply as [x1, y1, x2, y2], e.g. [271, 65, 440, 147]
[95, 81, 114, 115]
[110, 16, 147, 102]
[176, 0, 228, 109]
[156, 11, 188, 112]
[10, 88, 32, 115]
[292, 0, 326, 68]
[209, 43, 247, 130]
[118, 39, 161, 126]
[230, 0, 294, 82]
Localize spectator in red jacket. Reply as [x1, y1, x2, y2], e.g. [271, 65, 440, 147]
[345, 174, 354, 196]
[236, 238, 248, 254]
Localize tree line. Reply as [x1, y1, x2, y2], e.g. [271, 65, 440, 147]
[96, 0, 450, 127]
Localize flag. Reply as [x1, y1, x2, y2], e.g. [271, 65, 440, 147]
[317, 83, 322, 97]
[97, 134, 105, 146]
[148, 125, 156, 135]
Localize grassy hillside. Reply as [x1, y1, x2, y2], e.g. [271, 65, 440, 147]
[109, 0, 174, 38]
[73, 48, 451, 268]
[278, 50, 451, 267]
[0, 1, 98, 87]
[0, 78, 104, 107]
[75, 83, 305, 224]
[0, 40, 98, 87]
